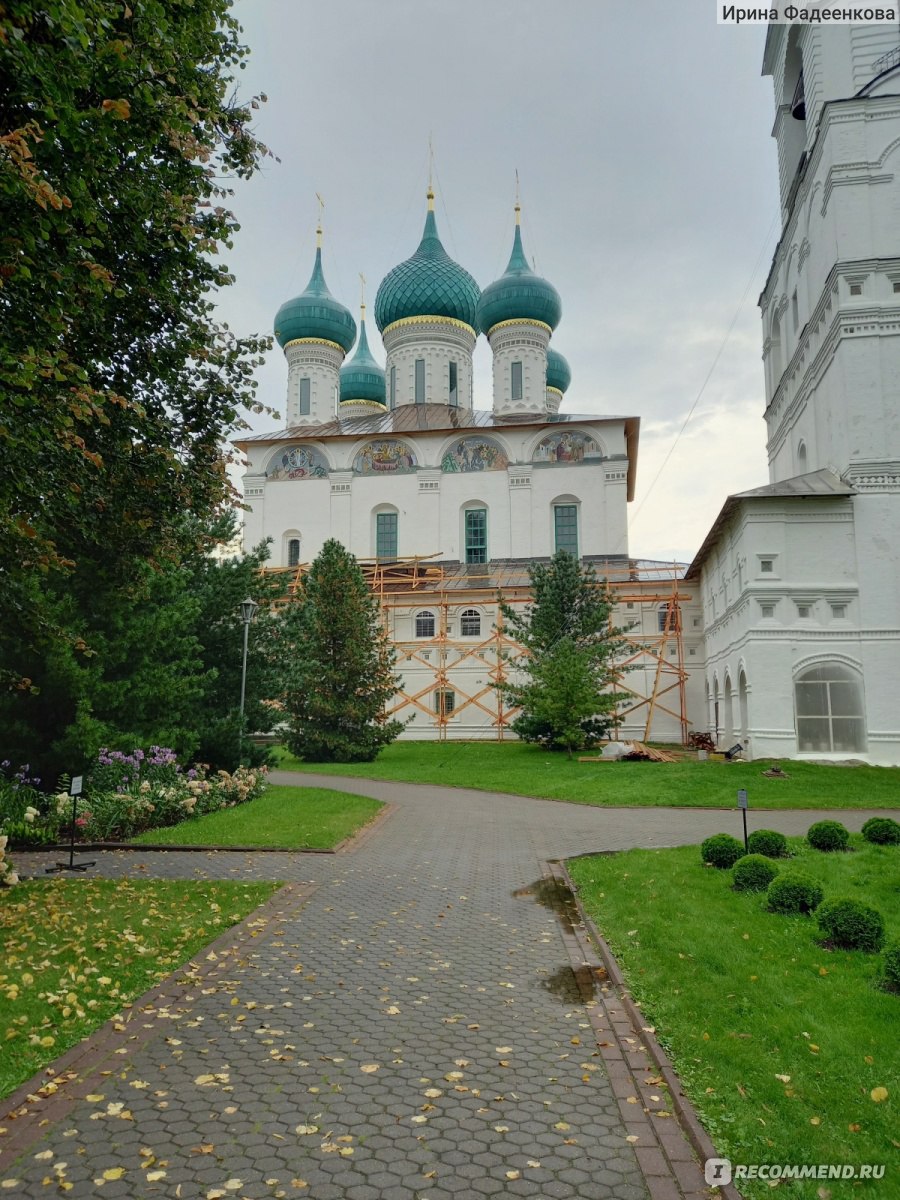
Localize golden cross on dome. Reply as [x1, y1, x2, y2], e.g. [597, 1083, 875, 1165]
[315, 192, 325, 246]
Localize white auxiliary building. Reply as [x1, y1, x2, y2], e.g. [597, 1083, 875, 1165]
[688, 22, 900, 765]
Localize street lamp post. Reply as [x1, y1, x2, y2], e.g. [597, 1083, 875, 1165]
[238, 597, 259, 765]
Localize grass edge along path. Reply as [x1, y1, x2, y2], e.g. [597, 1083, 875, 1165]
[567, 839, 898, 1200]
[130, 784, 383, 850]
[273, 742, 900, 810]
[0, 879, 279, 1100]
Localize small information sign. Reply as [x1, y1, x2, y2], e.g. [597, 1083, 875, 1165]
[70, 775, 83, 797]
[737, 789, 748, 810]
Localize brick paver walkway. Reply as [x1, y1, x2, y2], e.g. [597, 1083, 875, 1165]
[3, 773, 894, 1200]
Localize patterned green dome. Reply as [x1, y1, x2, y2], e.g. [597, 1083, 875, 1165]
[374, 198, 480, 332]
[546, 347, 571, 393]
[274, 245, 356, 353]
[476, 216, 562, 335]
[339, 315, 386, 405]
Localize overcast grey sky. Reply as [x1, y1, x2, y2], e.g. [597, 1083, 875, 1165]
[220, 1, 779, 562]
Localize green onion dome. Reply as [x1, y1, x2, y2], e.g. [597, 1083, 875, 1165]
[476, 208, 562, 335]
[546, 347, 572, 394]
[339, 311, 386, 405]
[274, 237, 356, 353]
[374, 191, 480, 332]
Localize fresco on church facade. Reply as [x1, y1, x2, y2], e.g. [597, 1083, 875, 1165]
[353, 439, 418, 474]
[268, 445, 329, 480]
[533, 431, 601, 464]
[441, 437, 509, 473]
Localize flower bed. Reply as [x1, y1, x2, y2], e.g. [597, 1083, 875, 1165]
[0, 750, 268, 881]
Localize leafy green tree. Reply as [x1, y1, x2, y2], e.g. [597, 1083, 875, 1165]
[0, 0, 272, 690]
[498, 551, 627, 755]
[0, 514, 282, 783]
[281, 540, 405, 762]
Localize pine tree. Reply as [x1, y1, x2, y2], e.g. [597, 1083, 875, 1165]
[281, 540, 405, 762]
[498, 551, 627, 755]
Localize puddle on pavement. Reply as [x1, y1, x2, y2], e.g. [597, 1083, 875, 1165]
[512, 876, 581, 935]
[540, 963, 598, 1003]
[514, 876, 608, 1004]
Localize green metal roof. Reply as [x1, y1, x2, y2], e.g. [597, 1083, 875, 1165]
[546, 347, 571, 393]
[476, 222, 562, 335]
[274, 247, 357, 352]
[339, 317, 386, 405]
[374, 205, 480, 331]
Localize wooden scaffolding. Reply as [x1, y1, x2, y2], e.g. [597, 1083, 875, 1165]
[263, 557, 693, 743]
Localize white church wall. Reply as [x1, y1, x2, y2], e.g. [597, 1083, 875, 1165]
[238, 417, 633, 567]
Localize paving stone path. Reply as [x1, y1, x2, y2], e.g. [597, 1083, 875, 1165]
[3, 773, 894, 1200]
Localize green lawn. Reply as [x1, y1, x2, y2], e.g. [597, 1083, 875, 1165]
[273, 742, 900, 809]
[130, 784, 383, 849]
[0, 879, 277, 1099]
[568, 839, 898, 1199]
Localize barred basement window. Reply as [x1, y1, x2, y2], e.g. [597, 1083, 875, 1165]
[831, 604, 847, 619]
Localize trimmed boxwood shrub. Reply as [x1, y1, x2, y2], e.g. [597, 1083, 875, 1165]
[881, 941, 900, 992]
[733, 854, 779, 892]
[701, 833, 745, 869]
[861, 817, 900, 846]
[767, 871, 824, 914]
[817, 899, 885, 952]
[747, 828, 790, 858]
[807, 820, 850, 852]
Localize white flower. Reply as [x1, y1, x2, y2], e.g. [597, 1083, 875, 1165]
[4, 873, 19, 886]
[0, 834, 7, 851]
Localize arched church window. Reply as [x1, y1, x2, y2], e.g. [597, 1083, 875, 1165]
[287, 538, 300, 568]
[797, 440, 807, 473]
[460, 609, 481, 637]
[794, 662, 866, 753]
[375, 509, 398, 559]
[658, 604, 672, 633]
[415, 610, 435, 638]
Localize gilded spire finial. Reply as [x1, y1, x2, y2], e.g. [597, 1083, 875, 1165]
[359, 272, 367, 320]
[515, 169, 522, 225]
[427, 136, 435, 210]
[315, 192, 325, 247]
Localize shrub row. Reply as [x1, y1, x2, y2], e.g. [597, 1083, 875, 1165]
[701, 821, 898, 966]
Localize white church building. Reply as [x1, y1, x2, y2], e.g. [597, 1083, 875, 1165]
[237, 19, 900, 764]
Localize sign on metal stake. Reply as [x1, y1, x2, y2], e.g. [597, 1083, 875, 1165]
[737, 789, 749, 852]
[46, 774, 95, 874]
